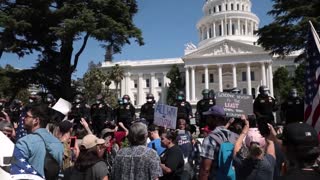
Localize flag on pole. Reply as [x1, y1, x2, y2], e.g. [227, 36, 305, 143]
[15, 111, 27, 140]
[304, 21, 320, 132]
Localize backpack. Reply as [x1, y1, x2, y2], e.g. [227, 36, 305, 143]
[209, 130, 238, 180]
[34, 132, 61, 180]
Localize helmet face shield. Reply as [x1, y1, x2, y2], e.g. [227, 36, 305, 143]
[289, 89, 298, 98]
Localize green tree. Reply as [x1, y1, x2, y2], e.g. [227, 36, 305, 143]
[166, 65, 183, 105]
[257, 0, 320, 60]
[83, 67, 108, 103]
[0, 0, 143, 101]
[273, 67, 293, 102]
[292, 63, 305, 96]
[110, 64, 124, 97]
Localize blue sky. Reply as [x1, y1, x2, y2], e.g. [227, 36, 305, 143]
[0, 0, 274, 79]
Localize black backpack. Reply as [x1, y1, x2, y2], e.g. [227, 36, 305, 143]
[34, 132, 61, 180]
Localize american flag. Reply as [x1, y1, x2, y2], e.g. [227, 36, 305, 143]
[15, 111, 27, 140]
[304, 21, 320, 132]
[10, 148, 44, 180]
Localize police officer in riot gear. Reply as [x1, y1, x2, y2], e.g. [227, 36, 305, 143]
[44, 93, 56, 107]
[91, 94, 113, 135]
[115, 95, 135, 129]
[171, 91, 192, 125]
[28, 93, 42, 104]
[253, 85, 278, 126]
[196, 89, 215, 129]
[9, 99, 23, 124]
[280, 88, 304, 124]
[69, 94, 91, 131]
[140, 93, 156, 125]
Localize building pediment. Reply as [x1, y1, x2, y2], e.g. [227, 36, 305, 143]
[183, 39, 267, 59]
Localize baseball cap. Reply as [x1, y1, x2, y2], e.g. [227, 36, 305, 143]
[202, 105, 226, 117]
[200, 126, 211, 133]
[282, 122, 319, 148]
[58, 120, 74, 134]
[81, 134, 105, 149]
[245, 128, 266, 148]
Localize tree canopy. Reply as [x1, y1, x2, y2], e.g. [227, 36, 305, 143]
[257, 0, 320, 60]
[0, 0, 143, 100]
[166, 65, 183, 105]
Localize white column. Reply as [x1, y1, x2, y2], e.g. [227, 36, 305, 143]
[120, 78, 125, 97]
[237, 18, 240, 35]
[268, 63, 274, 97]
[204, 65, 209, 89]
[246, 63, 252, 95]
[232, 64, 237, 88]
[261, 62, 266, 86]
[221, 19, 224, 36]
[191, 66, 196, 101]
[266, 65, 270, 88]
[218, 65, 223, 92]
[150, 73, 155, 96]
[125, 73, 130, 95]
[138, 73, 144, 105]
[245, 19, 248, 35]
[162, 72, 167, 104]
[207, 25, 210, 39]
[229, 18, 232, 35]
[185, 67, 190, 101]
[251, 21, 254, 35]
[213, 22, 216, 37]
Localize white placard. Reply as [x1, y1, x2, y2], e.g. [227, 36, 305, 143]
[154, 104, 178, 129]
[51, 98, 72, 115]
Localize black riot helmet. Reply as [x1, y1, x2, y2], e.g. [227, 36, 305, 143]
[202, 89, 210, 99]
[231, 88, 241, 94]
[259, 85, 270, 96]
[122, 94, 130, 104]
[73, 94, 84, 104]
[289, 88, 298, 98]
[209, 89, 215, 99]
[96, 94, 104, 104]
[177, 91, 185, 101]
[146, 93, 155, 103]
[45, 94, 55, 104]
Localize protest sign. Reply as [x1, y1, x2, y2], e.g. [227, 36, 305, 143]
[154, 104, 178, 129]
[215, 92, 253, 118]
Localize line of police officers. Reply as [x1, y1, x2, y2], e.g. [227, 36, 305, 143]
[1, 85, 304, 137]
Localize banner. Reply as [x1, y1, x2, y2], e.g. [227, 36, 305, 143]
[216, 92, 253, 118]
[154, 104, 177, 129]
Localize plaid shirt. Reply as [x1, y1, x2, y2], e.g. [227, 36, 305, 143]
[200, 126, 225, 160]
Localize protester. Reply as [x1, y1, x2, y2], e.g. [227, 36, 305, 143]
[0, 120, 15, 141]
[198, 105, 238, 180]
[11, 103, 64, 179]
[111, 122, 163, 180]
[270, 122, 320, 179]
[100, 127, 119, 173]
[148, 124, 166, 156]
[63, 134, 109, 180]
[160, 130, 185, 180]
[232, 115, 276, 180]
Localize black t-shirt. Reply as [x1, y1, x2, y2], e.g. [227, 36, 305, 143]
[160, 145, 184, 180]
[282, 169, 320, 180]
[233, 154, 276, 180]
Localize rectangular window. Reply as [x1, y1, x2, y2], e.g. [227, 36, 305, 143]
[202, 74, 205, 83]
[210, 74, 214, 83]
[237, 4, 240, 10]
[134, 94, 137, 105]
[251, 71, 255, 81]
[225, 4, 228, 11]
[219, 25, 222, 36]
[219, 5, 222, 12]
[158, 79, 162, 87]
[213, 7, 216, 13]
[231, 4, 234, 10]
[242, 72, 247, 81]
[146, 79, 150, 88]
[134, 80, 138, 88]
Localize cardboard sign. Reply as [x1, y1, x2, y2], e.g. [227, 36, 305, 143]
[154, 104, 178, 129]
[216, 92, 253, 118]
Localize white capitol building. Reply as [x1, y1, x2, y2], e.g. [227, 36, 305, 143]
[101, 0, 299, 107]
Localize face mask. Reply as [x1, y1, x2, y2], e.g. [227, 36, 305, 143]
[75, 99, 80, 103]
[29, 99, 34, 103]
[96, 100, 101, 104]
[178, 96, 183, 100]
[46, 98, 52, 103]
[147, 98, 153, 102]
[290, 92, 298, 98]
[123, 99, 128, 104]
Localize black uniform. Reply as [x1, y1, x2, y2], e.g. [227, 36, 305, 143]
[91, 102, 113, 134]
[196, 98, 215, 128]
[69, 103, 91, 131]
[140, 101, 155, 125]
[115, 103, 135, 129]
[281, 97, 304, 124]
[253, 94, 278, 126]
[171, 100, 192, 125]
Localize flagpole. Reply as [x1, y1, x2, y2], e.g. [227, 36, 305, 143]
[309, 21, 320, 53]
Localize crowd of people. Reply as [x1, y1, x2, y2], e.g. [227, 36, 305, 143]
[0, 85, 319, 180]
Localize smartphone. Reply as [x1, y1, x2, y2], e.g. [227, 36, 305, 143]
[258, 120, 270, 137]
[70, 136, 77, 149]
